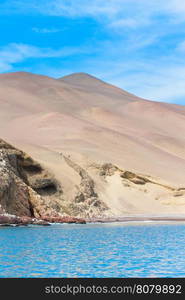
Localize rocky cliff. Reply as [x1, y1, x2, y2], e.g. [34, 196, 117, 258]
[0, 139, 85, 224]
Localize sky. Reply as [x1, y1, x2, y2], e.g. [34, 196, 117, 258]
[0, 0, 185, 104]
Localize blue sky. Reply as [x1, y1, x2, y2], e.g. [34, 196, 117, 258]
[1, 0, 185, 104]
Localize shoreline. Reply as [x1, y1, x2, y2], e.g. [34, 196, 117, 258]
[1, 214, 185, 227]
[86, 215, 185, 224]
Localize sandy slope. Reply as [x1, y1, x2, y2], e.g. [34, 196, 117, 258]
[0, 71, 185, 217]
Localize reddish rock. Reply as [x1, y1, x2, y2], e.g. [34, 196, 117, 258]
[0, 215, 21, 225]
[0, 214, 50, 226]
[0, 213, 85, 226]
[19, 216, 34, 225]
[41, 215, 86, 224]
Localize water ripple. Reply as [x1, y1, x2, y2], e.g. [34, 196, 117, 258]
[0, 222, 185, 277]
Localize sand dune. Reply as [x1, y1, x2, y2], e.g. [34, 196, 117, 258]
[0, 71, 185, 217]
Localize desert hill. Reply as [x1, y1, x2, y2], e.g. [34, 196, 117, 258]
[0, 71, 185, 217]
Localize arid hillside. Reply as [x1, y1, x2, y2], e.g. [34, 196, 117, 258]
[0, 71, 185, 217]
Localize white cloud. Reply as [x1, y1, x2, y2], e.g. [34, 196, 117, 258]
[105, 61, 185, 103]
[2, 0, 185, 26]
[110, 18, 143, 29]
[0, 43, 90, 72]
[167, 0, 185, 14]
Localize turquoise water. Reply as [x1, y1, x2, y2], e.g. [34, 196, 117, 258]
[0, 222, 185, 277]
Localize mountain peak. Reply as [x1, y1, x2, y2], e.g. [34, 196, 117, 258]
[58, 72, 141, 100]
[59, 72, 100, 79]
[58, 72, 107, 87]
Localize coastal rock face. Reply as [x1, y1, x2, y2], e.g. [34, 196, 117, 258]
[0, 138, 107, 221]
[0, 149, 32, 217]
[0, 139, 64, 219]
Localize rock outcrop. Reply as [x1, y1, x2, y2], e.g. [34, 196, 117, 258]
[0, 139, 86, 225]
[59, 155, 108, 218]
[0, 148, 33, 217]
[0, 214, 85, 226]
[41, 215, 86, 224]
[0, 215, 50, 226]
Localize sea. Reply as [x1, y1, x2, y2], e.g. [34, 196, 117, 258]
[0, 222, 185, 277]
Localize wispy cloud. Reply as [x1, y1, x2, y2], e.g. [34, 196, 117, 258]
[0, 43, 91, 72]
[166, 0, 185, 15]
[0, 0, 122, 18]
[109, 63, 185, 104]
[110, 18, 147, 29]
[2, 0, 185, 25]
